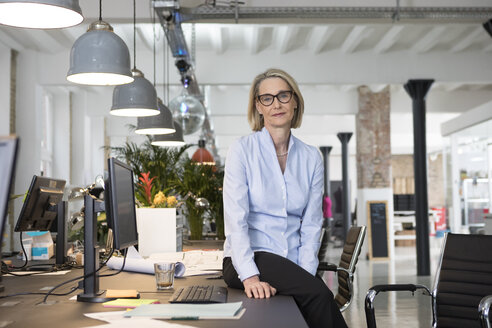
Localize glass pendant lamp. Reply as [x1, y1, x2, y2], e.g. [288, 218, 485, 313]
[169, 88, 205, 135]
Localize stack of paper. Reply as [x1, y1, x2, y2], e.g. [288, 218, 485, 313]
[124, 302, 244, 320]
[106, 247, 223, 277]
[103, 299, 159, 308]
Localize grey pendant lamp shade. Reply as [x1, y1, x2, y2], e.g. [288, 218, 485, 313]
[135, 98, 175, 134]
[110, 68, 159, 117]
[0, 0, 83, 28]
[151, 121, 185, 147]
[66, 20, 133, 86]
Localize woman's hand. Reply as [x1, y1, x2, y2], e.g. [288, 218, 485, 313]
[242, 275, 277, 299]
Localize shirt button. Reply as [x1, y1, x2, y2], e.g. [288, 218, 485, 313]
[281, 232, 284, 236]
[284, 249, 287, 254]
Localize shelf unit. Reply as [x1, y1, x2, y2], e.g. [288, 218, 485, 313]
[462, 178, 490, 227]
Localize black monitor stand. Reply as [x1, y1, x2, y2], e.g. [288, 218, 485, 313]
[55, 201, 67, 266]
[77, 195, 112, 303]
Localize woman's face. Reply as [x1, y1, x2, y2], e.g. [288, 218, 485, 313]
[256, 77, 297, 130]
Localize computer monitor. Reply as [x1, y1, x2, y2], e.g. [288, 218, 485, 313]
[0, 136, 19, 250]
[104, 157, 138, 250]
[14, 175, 66, 232]
[77, 158, 137, 303]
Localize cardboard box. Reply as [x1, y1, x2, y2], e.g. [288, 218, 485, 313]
[29, 231, 54, 260]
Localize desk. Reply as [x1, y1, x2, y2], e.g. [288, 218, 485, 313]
[0, 268, 308, 328]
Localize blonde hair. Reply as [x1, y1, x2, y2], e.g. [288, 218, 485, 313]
[247, 68, 304, 131]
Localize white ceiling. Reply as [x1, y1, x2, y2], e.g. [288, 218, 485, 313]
[1, 0, 492, 158]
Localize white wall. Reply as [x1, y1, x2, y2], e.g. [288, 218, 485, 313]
[52, 90, 70, 182]
[0, 44, 10, 135]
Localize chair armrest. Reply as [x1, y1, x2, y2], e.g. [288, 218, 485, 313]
[479, 295, 492, 328]
[317, 262, 338, 272]
[365, 284, 431, 328]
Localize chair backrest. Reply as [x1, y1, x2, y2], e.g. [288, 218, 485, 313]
[334, 225, 366, 310]
[433, 233, 492, 328]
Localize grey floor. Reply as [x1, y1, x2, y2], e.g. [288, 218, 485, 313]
[322, 237, 445, 328]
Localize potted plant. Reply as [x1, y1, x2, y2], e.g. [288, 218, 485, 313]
[134, 171, 180, 256]
[172, 159, 224, 240]
[107, 135, 190, 196]
[107, 136, 190, 255]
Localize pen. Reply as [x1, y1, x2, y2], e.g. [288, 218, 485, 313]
[170, 316, 199, 320]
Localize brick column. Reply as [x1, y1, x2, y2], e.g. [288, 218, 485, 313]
[356, 86, 394, 260]
[356, 86, 391, 189]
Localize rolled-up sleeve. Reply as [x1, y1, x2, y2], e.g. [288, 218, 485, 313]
[223, 140, 259, 281]
[297, 151, 324, 275]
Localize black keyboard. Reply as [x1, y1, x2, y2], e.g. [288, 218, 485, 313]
[169, 285, 227, 304]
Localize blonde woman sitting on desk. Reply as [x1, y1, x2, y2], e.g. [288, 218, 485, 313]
[222, 68, 347, 328]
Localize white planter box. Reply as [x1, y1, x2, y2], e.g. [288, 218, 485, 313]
[136, 208, 177, 257]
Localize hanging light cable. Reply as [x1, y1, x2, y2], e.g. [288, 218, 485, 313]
[135, 5, 174, 133]
[0, 0, 83, 29]
[67, 0, 133, 86]
[110, 0, 159, 117]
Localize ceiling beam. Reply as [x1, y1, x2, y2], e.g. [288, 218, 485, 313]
[411, 26, 447, 53]
[0, 29, 25, 51]
[373, 25, 405, 54]
[341, 25, 370, 54]
[247, 25, 263, 54]
[210, 26, 227, 54]
[136, 24, 162, 53]
[450, 26, 486, 52]
[277, 26, 300, 54]
[23, 30, 67, 53]
[308, 26, 336, 54]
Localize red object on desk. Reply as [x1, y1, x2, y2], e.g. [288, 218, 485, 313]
[432, 207, 447, 231]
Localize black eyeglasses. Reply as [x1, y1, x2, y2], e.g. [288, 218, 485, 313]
[257, 91, 293, 106]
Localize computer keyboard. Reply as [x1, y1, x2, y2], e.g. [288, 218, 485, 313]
[169, 285, 228, 304]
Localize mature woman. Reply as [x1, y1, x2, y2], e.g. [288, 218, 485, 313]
[222, 68, 347, 328]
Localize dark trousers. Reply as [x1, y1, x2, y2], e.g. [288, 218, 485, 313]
[223, 252, 347, 328]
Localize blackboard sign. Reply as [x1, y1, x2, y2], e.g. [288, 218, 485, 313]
[367, 201, 389, 260]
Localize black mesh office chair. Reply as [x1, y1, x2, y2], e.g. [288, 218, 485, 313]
[365, 233, 492, 328]
[317, 225, 367, 312]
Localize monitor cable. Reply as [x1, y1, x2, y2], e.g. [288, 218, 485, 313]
[41, 247, 120, 304]
[1, 232, 29, 271]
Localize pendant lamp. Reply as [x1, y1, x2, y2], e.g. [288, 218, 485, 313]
[0, 0, 83, 29]
[169, 88, 205, 135]
[151, 121, 185, 147]
[110, 68, 159, 116]
[110, 0, 158, 117]
[66, 0, 133, 86]
[135, 98, 175, 134]
[191, 139, 215, 165]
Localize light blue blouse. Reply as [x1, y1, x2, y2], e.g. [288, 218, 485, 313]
[223, 127, 324, 281]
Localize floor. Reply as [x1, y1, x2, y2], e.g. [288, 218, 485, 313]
[322, 236, 445, 328]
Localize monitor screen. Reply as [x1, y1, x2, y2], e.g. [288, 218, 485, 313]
[0, 136, 19, 249]
[105, 158, 138, 250]
[15, 176, 66, 232]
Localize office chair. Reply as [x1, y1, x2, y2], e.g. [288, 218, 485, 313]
[317, 225, 367, 312]
[365, 233, 492, 328]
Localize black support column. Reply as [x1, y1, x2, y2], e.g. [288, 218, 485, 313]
[337, 132, 353, 242]
[404, 79, 434, 276]
[319, 146, 333, 198]
[320, 146, 333, 229]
